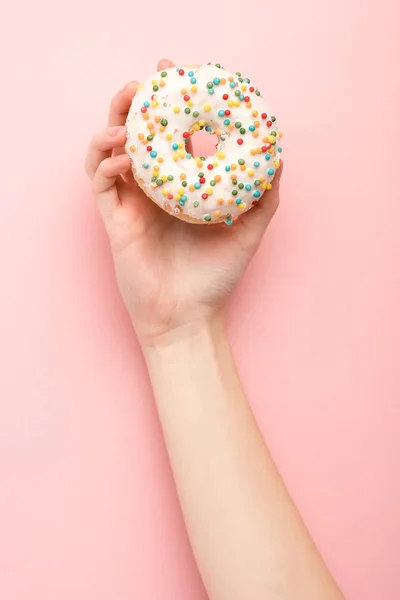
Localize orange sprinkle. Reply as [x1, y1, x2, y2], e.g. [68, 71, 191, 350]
[230, 164, 237, 170]
[240, 165, 246, 171]
[157, 157, 163, 163]
[245, 102, 252, 109]
[147, 122, 154, 130]
[181, 88, 188, 95]
[189, 185, 195, 192]
[143, 113, 149, 120]
[154, 115, 161, 123]
[252, 131, 259, 138]
[259, 176, 266, 183]
[217, 198, 224, 205]
[138, 133, 144, 140]
[230, 173, 236, 180]
[180, 173, 186, 180]
[254, 120, 260, 128]
[129, 145, 136, 152]
[250, 149, 257, 156]
[220, 78, 226, 85]
[214, 174, 221, 182]
[228, 198, 235, 204]
[215, 210, 221, 218]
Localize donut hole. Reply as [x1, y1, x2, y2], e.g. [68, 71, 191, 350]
[190, 129, 219, 159]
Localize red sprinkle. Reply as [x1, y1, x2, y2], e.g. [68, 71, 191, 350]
[266, 120, 272, 127]
[207, 164, 214, 170]
[178, 69, 185, 76]
[252, 200, 258, 206]
[146, 146, 152, 151]
[225, 109, 231, 115]
[222, 94, 229, 100]
[261, 145, 267, 152]
[151, 94, 156, 100]
[141, 107, 147, 113]
[183, 131, 190, 138]
[199, 177, 206, 184]
[249, 86, 255, 92]
[244, 96, 250, 102]
[237, 138, 243, 145]
[202, 193, 208, 200]
[261, 113, 267, 119]
[168, 194, 173, 200]
[183, 95, 190, 102]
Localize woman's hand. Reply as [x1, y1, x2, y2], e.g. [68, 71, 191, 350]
[86, 58, 282, 344]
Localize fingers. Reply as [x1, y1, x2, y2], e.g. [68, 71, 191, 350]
[157, 58, 175, 71]
[92, 154, 131, 224]
[85, 126, 127, 178]
[243, 161, 284, 236]
[108, 80, 139, 127]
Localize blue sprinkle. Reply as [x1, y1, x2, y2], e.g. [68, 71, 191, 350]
[245, 184, 252, 191]
[190, 77, 197, 84]
[225, 165, 231, 172]
[186, 153, 192, 159]
[229, 81, 236, 88]
[278, 147, 282, 152]
[268, 168, 275, 176]
[244, 78, 250, 83]
[172, 143, 178, 150]
[205, 125, 212, 132]
[239, 94, 244, 101]
[208, 88, 215, 94]
[143, 101, 150, 107]
[143, 163, 149, 169]
[179, 200, 185, 206]
[249, 125, 255, 131]
[184, 138, 189, 143]
[194, 182, 201, 189]
[188, 71, 194, 77]
[213, 77, 220, 85]
[253, 190, 261, 198]
[224, 119, 230, 126]
[150, 151, 157, 158]
[225, 217, 233, 226]
[265, 153, 271, 160]
[218, 109, 225, 117]
[181, 194, 187, 201]
[235, 198, 242, 205]
[253, 161, 260, 167]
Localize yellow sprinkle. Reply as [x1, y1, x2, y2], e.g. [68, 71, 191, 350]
[187, 100, 194, 107]
[136, 83, 144, 90]
[150, 183, 157, 189]
[230, 164, 237, 170]
[274, 160, 280, 168]
[180, 173, 186, 180]
[247, 169, 254, 177]
[241, 84, 247, 91]
[178, 142, 184, 149]
[161, 175, 167, 182]
[214, 174, 221, 182]
[204, 103, 211, 112]
[215, 210, 221, 218]
[175, 194, 181, 200]
[178, 150, 185, 158]
[166, 132, 173, 140]
[234, 100, 240, 107]
[268, 135, 276, 143]
[159, 80, 166, 87]
[191, 85, 198, 93]
[157, 157, 163, 163]
[227, 100, 234, 107]
[252, 110, 258, 117]
[173, 106, 180, 114]
[162, 189, 169, 196]
[199, 120, 206, 127]
[238, 202, 246, 210]
[151, 79, 157, 85]
[178, 187, 185, 195]
[129, 145, 136, 152]
[189, 185, 195, 192]
[153, 165, 160, 172]
[159, 126, 165, 133]
[212, 161, 219, 167]
[181, 88, 187, 95]
[173, 154, 179, 161]
[206, 187, 213, 195]
[266, 183, 272, 190]
[151, 101, 158, 108]
[217, 198, 224, 205]
[194, 123, 201, 131]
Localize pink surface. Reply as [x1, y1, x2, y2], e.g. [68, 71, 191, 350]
[0, 1, 399, 598]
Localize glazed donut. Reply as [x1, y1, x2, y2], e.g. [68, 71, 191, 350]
[125, 63, 282, 225]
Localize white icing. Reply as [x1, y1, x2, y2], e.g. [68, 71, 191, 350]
[125, 64, 281, 224]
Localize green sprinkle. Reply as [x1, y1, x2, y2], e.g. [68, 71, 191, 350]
[271, 116, 276, 122]
[182, 180, 187, 187]
[156, 178, 163, 186]
[193, 111, 199, 118]
[153, 85, 159, 91]
[232, 179, 238, 185]
[151, 176, 157, 182]
[185, 107, 191, 114]
[210, 180, 216, 186]
[215, 63, 221, 68]
[238, 77, 243, 83]
[271, 131, 277, 136]
[193, 200, 199, 207]
[235, 121, 241, 128]
[161, 118, 168, 126]
[234, 90, 241, 97]
[254, 179, 261, 186]
[200, 157, 206, 161]
[167, 175, 174, 181]
[240, 127, 246, 134]
[161, 71, 167, 77]
[204, 214, 212, 222]
[235, 71, 241, 76]
[238, 158, 245, 165]
[238, 183, 244, 189]
[207, 82, 213, 89]
[198, 172, 204, 178]
[232, 189, 238, 196]
[255, 90, 261, 96]
[147, 135, 153, 141]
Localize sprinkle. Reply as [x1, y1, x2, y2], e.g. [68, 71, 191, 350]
[188, 70, 194, 76]
[254, 161, 260, 167]
[274, 160, 280, 168]
[218, 109, 225, 117]
[265, 153, 271, 160]
[202, 193, 208, 200]
[191, 85, 198, 93]
[153, 85, 159, 91]
[143, 163, 149, 169]
[206, 187, 213, 195]
[161, 118, 168, 126]
[235, 198, 241, 204]
[210, 180, 216, 186]
[253, 190, 261, 198]
[207, 164, 213, 170]
[193, 110, 200, 118]
[178, 69, 185, 76]
[129, 145, 136, 152]
[237, 139, 243, 145]
[216, 151, 226, 159]
[225, 165, 231, 171]
[240, 128, 246, 134]
[204, 214, 212, 221]
[193, 200, 199, 207]
[266, 183, 272, 190]
[144, 101, 150, 107]
[245, 184, 252, 191]
[229, 81, 236, 88]
[190, 77, 197, 84]
[204, 103, 212, 112]
[268, 168, 275, 175]
[224, 119, 230, 126]
[215, 210, 221, 217]
[225, 216, 233, 226]
[222, 93, 229, 100]
[185, 107, 191, 114]
[194, 182, 201, 189]
[247, 169, 254, 176]
[232, 190, 238, 196]
[214, 174, 222, 182]
[238, 158, 245, 165]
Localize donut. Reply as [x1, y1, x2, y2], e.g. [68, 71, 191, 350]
[125, 63, 282, 225]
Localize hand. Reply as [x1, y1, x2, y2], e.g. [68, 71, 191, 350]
[86, 59, 283, 344]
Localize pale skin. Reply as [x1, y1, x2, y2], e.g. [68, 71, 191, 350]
[86, 58, 345, 600]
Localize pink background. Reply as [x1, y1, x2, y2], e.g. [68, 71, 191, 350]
[1, 1, 399, 598]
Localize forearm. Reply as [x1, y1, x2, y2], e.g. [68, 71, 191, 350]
[142, 315, 344, 600]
